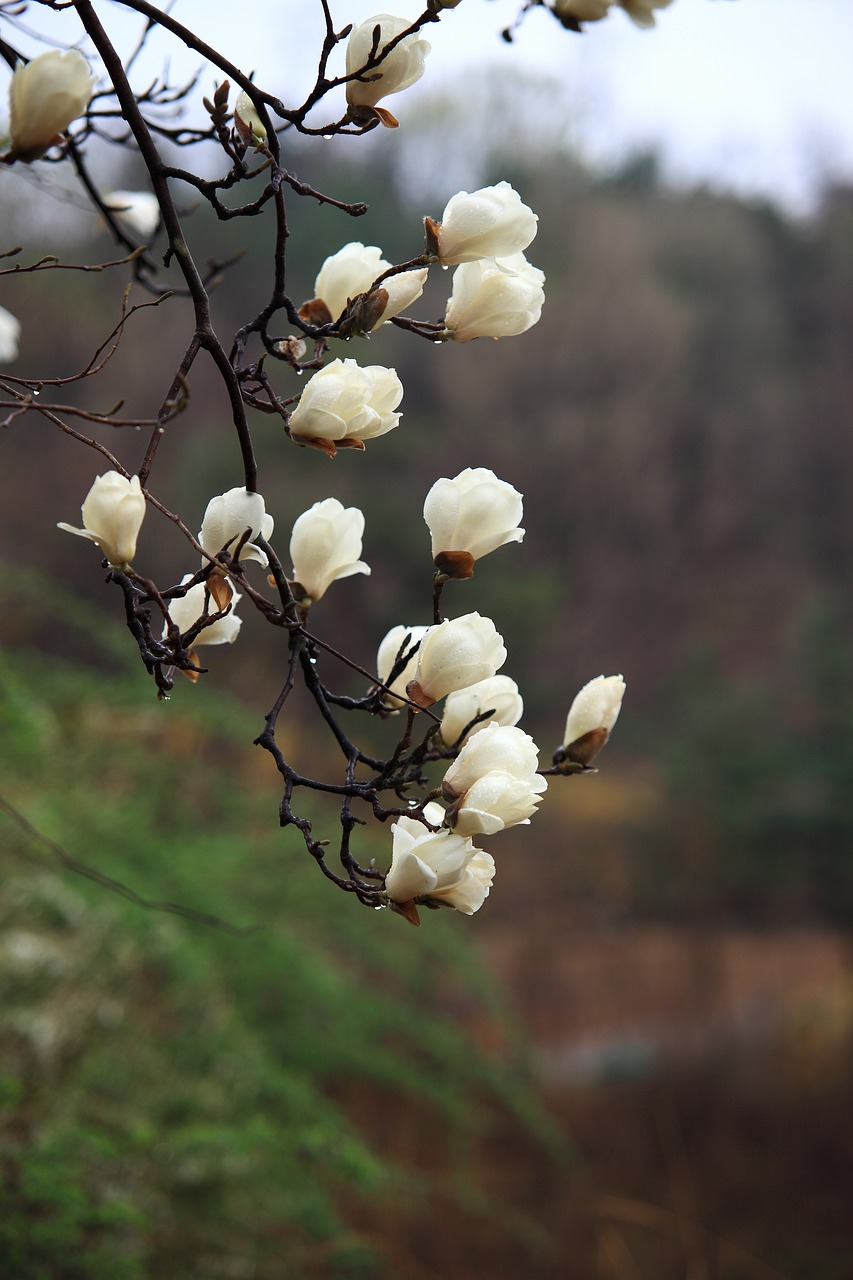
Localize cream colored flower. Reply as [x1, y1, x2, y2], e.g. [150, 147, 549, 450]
[408, 613, 506, 708]
[314, 242, 427, 329]
[561, 674, 626, 766]
[376, 624, 430, 708]
[289, 498, 370, 603]
[385, 804, 494, 915]
[428, 182, 538, 266]
[443, 254, 545, 343]
[288, 358, 403, 456]
[345, 14, 430, 121]
[165, 575, 242, 646]
[198, 487, 274, 566]
[442, 721, 547, 837]
[57, 471, 146, 568]
[424, 468, 524, 578]
[440, 675, 524, 747]
[0, 306, 21, 362]
[8, 49, 94, 162]
[103, 190, 160, 240]
[443, 723, 543, 798]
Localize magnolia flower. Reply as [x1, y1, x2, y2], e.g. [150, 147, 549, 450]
[314, 242, 427, 330]
[619, 0, 673, 27]
[234, 90, 267, 146]
[288, 358, 403, 457]
[426, 182, 538, 266]
[57, 471, 146, 567]
[442, 722, 547, 837]
[8, 49, 94, 162]
[376, 624, 430, 708]
[165, 575, 242, 646]
[440, 675, 524, 747]
[198, 487, 274, 566]
[553, 0, 613, 20]
[408, 613, 506, 708]
[560, 674, 626, 767]
[424, 468, 524, 578]
[0, 306, 21, 362]
[443, 254, 545, 343]
[447, 770, 547, 838]
[443, 723, 543, 797]
[345, 15, 431, 126]
[385, 803, 494, 918]
[104, 190, 160, 240]
[289, 498, 370, 604]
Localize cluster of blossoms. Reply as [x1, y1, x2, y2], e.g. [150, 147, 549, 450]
[57, 465, 625, 922]
[9, 1, 636, 924]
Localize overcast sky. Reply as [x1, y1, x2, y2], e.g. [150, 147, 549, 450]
[4, 0, 853, 214]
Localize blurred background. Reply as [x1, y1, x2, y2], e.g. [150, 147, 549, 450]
[3, 2, 853, 1277]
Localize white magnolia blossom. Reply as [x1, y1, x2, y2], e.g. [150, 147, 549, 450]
[444, 253, 545, 343]
[234, 91, 267, 146]
[443, 723, 544, 799]
[424, 468, 524, 576]
[57, 471, 146, 568]
[553, 0, 613, 20]
[440, 675, 524, 747]
[376, 624, 430, 708]
[409, 612, 506, 707]
[448, 769, 547, 838]
[289, 498, 370, 603]
[103, 190, 161, 240]
[8, 49, 94, 161]
[314, 242, 427, 329]
[288, 358, 403, 456]
[166, 575, 242, 646]
[198, 487, 274, 566]
[562, 674, 626, 765]
[429, 182, 538, 266]
[385, 803, 495, 915]
[0, 305, 21, 362]
[619, 0, 673, 27]
[345, 14, 430, 118]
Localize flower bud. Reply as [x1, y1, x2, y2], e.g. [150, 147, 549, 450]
[376, 624, 430, 708]
[560, 674, 626, 767]
[57, 471, 146, 568]
[8, 49, 94, 162]
[165, 575, 242, 646]
[198, 487, 274, 566]
[408, 613, 506, 708]
[440, 675, 524, 747]
[289, 498, 370, 604]
[234, 90, 267, 146]
[618, 0, 673, 27]
[288, 358, 403, 457]
[385, 810, 494, 917]
[314, 242, 427, 330]
[0, 306, 21, 363]
[345, 15, 431, 126]
[443, 254, 545, 343]
[103, 190, 160, 241]
[424, 468, 524, 577]
[426, 181, 538, 266]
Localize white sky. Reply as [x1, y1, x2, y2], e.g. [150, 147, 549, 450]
[3, 0, 853, 214]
